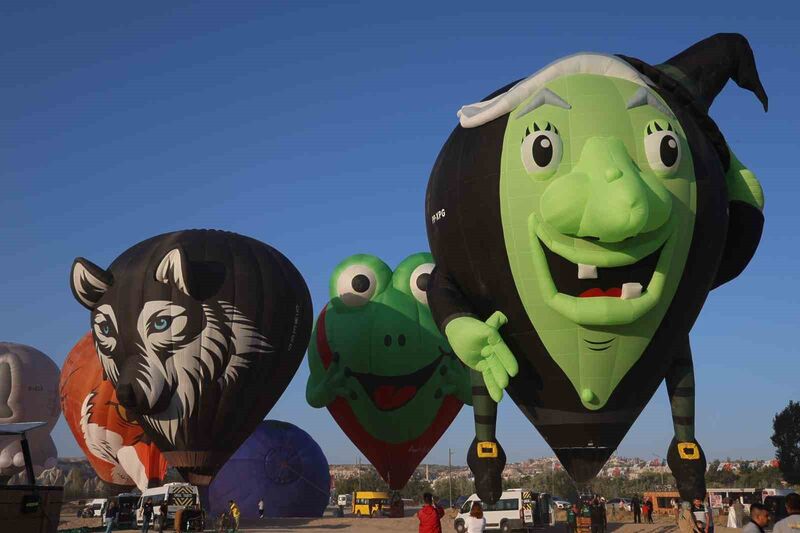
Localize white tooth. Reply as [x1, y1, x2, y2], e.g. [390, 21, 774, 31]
[578, 264, 598, 279]
[621, 282, 643, 300]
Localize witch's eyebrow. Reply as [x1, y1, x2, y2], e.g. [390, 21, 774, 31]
[626, 86, 675, 118]
[515, 88, 571, 118]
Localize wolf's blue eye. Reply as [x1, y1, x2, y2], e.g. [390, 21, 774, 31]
[101, 324, 110, 335]
[153, 317, 172, 331]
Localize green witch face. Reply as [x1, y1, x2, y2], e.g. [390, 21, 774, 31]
[499, 73, 696, 409]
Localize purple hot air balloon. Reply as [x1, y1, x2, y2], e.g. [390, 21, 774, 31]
[209, 420, 330, 519]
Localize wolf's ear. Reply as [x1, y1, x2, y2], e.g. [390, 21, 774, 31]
[71, 258, 113, 309]
[155, 247, 193, 297]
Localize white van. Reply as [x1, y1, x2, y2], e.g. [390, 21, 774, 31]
[135, 482, 200, 527]
[87, 498, 107, 518]
[337, 493, 352, 507]
[454, 489, 553, 532]
[763, 488, 795, 500]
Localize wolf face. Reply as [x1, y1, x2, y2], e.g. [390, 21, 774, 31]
[71, 241, 273, 446]
[70, 230, 312, 485]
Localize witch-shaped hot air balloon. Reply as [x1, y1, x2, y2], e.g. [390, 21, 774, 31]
[60, 332, 167, 490]
[69, 230, 312, 501]
[425, 33, 767, 503]
[0, 342, 60, 483]
[307, 253, 471, 495]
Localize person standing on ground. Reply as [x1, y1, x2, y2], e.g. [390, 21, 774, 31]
[567, 503, 578, 533]
[466, 502, 486, 533]
[157, 500, 168, 532]
[173, 506, 184, 533]
[679, 503, 705, 533]
[104, 501, 118, 533]
[632, 496, 641, 524]
[258, 498, 264, 519]
[590, 497, 603, 533]
[692, 497, 713, 533]
[141, 498, 153, 533]
[728, 498, 745, 528]
[416, 492, 444, 533]
[229, 500, 241, 532]
[743, 503, 770, 533]
[773, 493, 800, 533]
[732, 498, 744, 528]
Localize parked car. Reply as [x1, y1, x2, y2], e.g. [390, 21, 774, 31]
[454, 489, 552, 532]
[85, 498, 107, 518]
[453, 495, 469, 510]
[337, 493, 352, 508]
[114, 493, 141, 528]
[135, 482, 200, 528]
[553, 499, 571, 510]
[607, 498, 632, 512]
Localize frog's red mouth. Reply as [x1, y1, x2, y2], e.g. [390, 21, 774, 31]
[349, 349, 447, 411]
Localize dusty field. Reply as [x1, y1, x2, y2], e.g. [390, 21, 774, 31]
[59, 502, 742, 533]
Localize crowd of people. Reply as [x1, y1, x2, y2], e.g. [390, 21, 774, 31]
[413, 489, 799, 533]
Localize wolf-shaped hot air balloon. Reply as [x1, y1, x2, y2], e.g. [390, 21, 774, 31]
[69, 230, 312, 491]
[425, 34, 767, 503]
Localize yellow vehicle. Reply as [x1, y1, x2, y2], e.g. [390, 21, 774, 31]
[352, 491, 390, 517]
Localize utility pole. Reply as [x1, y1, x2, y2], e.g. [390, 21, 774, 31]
[448, 448, 454, 505]
[357, 456, 362, 491]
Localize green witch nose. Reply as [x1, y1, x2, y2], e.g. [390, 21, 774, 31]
[540, 137, 670, 243]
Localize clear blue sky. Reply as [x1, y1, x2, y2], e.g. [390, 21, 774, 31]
[2, 1, 797, 466]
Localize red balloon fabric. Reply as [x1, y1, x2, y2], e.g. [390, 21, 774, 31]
[60, 333, 167, 490]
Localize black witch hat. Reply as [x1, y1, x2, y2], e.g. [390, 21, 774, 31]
[619, 33, 768, 170]
[658, 33, 768, 113]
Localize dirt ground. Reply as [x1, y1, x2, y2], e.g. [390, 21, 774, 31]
[59, 502, 742, 533]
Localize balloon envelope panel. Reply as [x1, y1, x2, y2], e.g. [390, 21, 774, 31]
[69, 229, 313, 486]
[209, 420, 330, 518]
[0, 342, 60, 479]
[59, 333, 167, 490]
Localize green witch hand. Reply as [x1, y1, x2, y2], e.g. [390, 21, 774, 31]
[444, 311, 518, 402]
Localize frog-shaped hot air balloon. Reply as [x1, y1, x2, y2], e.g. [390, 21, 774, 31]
[425, 34, 767, 503]
[307, 253, 471, 491]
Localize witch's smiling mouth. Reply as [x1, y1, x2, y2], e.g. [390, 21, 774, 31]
[348, 347, 449, 411]
[542, 240, 662, 300]
[527, 213, 678, 326]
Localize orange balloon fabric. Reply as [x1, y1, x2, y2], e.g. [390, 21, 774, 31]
[60, 333, 167, 490]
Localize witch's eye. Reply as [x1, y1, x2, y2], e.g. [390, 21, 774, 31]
[644, 121, 681, 177]
[521, 122, 562, 179]
[153, 317, 172, 332]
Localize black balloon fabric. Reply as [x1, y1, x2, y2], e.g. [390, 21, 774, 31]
[70, 229, 312, 486]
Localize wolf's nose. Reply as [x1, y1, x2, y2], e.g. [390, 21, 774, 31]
[116, 383, 137, 409]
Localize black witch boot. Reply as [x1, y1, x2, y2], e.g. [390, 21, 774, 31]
[467, 436, 506, 504]
[667, 437, 707, 501]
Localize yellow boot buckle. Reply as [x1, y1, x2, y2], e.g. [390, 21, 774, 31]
[477, 441, 498, 458]
[677, 442, 700, 460]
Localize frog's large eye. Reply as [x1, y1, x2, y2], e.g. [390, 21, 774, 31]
[409, 263, 434, 305]
[644, 121, 681, 178]
[521, 122, 562, 179]
[336, 264, 378, 307]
